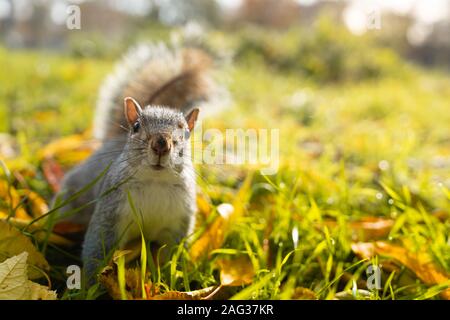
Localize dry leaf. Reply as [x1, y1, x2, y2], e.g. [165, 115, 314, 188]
[190, 173, 253, 261]
[334, 289, 371, 300]
[217, 256, 254, 287]
[52, 221, 86, 236]
[99, 251, 225, 300]
[38, 134, 99, 167]
[0, 252, 29, 299]
[292, 287, 317, 300]
[0, 252, 56, 300]
[196, 193, 212, 218]
[27, 281, 58, 300]
[0, 221, 50, 279]
[319, 217, 394, 241]
[0, 180, 32, 220]
[41, 157, 65, 193]
[99, 265, 142, 300]
[190, 215, 228, 262]
[18, 189, 49, 218]
[347, 218, 394, 241]
[149, 287, 218, 300]
[3, 217, 76, 247]
[351, 241, 450, 299]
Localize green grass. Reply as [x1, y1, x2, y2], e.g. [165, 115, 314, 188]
[0, 26, 449, 300]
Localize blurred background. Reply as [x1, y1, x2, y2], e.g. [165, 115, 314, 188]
[0, 0, 449, 66]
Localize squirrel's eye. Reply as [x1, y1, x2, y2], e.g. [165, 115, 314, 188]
[132, 121, 140, 133]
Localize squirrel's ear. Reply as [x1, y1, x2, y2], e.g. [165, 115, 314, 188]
[124, 97, 142, 125]
[185, 108, 199, 132]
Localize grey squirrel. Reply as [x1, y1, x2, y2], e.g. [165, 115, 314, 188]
[55, 43, 219, 283]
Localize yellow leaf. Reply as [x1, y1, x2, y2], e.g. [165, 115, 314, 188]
[190, 212, 228, 262]
[17, 190, 49, 218]
[0, 252, 29, 299]
[351, 241, 450, 299]
[321, 217, 394, 241]
[27, 281, 57, 300]
[149, 286, 218, 300]
[190, 173, 254, 261]
[196, 193, 211, 218]
[0, 221, 50, 279]
[2, 217, 76, 247]
[0, 180, 32, 220]
[0, 252, 56, 300]
[38, 134, 99, 166]
[292, 287, 317, 300]
[99, 265, 142, 300]
[217, 256, 255, 287]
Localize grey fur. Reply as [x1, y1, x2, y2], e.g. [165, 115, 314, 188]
[81, 107, 197, 283]
[53, 43, 216, 285]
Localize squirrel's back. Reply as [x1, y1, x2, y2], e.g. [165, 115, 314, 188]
[94, 43, 218, 141]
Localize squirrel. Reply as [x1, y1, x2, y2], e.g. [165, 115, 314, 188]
[54, 43, 218, 283]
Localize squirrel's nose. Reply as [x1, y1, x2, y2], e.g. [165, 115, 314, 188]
[151, 135, 171, 156]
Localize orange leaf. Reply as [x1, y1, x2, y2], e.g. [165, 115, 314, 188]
[39, 134, 99, 167]
[351, 241, 450, 299]
[321, 217, 394, 241]
[190, 214, 228, 262]
[1, 217, 75, 247]
[149, 286, 218, 300]
[217, 256, 255, 287]
[196, 193, 212, 218]
[18, 190, 49, 218]
[53, 221, 86, 236]
[41, 157, 65, 193]
[0, 181, 32, 220]
[292, 287, 317, 300]
[190, 173, 253, 261]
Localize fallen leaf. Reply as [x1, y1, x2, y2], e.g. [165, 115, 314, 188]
[27, 281, 58, 300]
[351, 241, 450, 299]
[99, 265, 142, 300]
[292, 287, 317, 300]
[0, 252, 56, 300]
[334, 289, 371, 300]
[149, 286, 218, 300]
[190, 173, 253, 261]
[0, 180, 32, 220]
[99, 251, 227, 300]
[320, 217, 394, 241]
[3, 217, 76, 247]
[52, 221, 86, 236]
[41, 157, 65, 193]
[38, 134, 99, 167]
[196, 193, 212, 218]
[217, 256, 255, 287]
[0, 221, 50, 279]
[0, 252, 29, 299]
[17, 189, 49, 218]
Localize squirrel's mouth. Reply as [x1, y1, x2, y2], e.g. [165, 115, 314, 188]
[151, 164, 165, 171]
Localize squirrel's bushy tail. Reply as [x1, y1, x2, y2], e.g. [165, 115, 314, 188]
[94, 43, 221, 140]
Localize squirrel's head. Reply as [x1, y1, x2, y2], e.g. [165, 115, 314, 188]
[123, 97, 198, 174]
